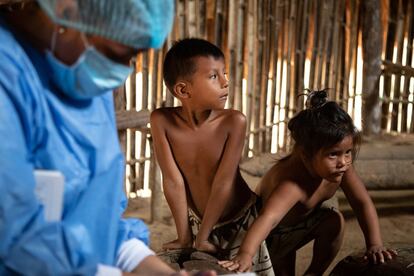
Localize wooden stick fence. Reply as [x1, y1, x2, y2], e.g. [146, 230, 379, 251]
[111, 0, 414, 220]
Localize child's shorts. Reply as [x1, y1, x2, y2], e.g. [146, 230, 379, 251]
[265, 205, 339, 259]
[189, 194, 274, 275]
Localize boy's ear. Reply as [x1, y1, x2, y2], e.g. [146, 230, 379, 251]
[298, 146, 308, 162]
[173, 81, 191, 99]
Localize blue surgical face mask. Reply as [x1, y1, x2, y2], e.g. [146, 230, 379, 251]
[46, 31, 133, 99]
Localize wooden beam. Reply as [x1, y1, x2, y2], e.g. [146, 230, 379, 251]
[116, 110, 150, 130]
[382, 60, 414, 78]
[0, 0, 32, 5]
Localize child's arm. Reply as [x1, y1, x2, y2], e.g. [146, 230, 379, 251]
[150, 110, 192, 249]
[219, 181, 303, 272]
[194, 111, 247, 252]
[341, 166, 397, 263]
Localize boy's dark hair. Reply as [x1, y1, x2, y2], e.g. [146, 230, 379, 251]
[288, 89, 361, 159]
[163, 38, 225, 90]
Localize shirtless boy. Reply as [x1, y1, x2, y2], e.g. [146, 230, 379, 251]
[150, 38, 273, 275]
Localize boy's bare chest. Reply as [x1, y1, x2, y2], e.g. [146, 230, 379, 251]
[167, 125, 228, 167]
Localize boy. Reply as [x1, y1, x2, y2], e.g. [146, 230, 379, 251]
[150, 38, 273, 275]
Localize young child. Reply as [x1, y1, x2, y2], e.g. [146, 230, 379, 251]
[219, 90, 397, 275]
[150, 38, 273, 275]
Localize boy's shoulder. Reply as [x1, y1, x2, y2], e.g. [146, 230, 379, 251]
[150, 106, 179, 121]
[214, 109, 246, 125]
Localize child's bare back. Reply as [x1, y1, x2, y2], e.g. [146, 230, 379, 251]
[151, 106, 251, 219]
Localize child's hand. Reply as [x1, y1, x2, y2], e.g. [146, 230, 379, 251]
[364, 245, 398, 264]
[163, 238, 193, 250]
[193, 239, 217, 253]
[218, 252, 253, 272]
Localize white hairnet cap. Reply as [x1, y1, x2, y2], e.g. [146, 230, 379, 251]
[37, 0, 174, 49]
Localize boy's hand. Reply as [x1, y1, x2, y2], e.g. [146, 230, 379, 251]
[193, 239, 217, 253]
[163, 238, 193, 250]
[218, 252, 253, 272]
[364, 245, 398, 264]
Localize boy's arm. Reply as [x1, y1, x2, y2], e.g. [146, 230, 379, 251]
[341, 165, 397, 263]
[220, 181, 303, 272]
[150, 110, 192, 248]
[194, 111, 247, 250]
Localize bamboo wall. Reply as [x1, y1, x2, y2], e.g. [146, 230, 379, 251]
[381, 0, 414, 133]
[114, 0, 414, 209]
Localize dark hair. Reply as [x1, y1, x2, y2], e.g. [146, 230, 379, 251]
[163, 38, 225, 90]
[288, 89, 361, 159]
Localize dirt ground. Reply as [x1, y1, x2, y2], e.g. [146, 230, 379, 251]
[125, 190, 414, 275]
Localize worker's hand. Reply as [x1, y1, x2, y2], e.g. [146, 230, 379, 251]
[364, 245, 398, 264]
[163, 238, 193, 250]
[193, 239, 217, 253]
[218, 252, 252, 272]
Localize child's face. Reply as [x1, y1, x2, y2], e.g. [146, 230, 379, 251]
[310, 135, 354, 183]
[186, 56, 228, 109]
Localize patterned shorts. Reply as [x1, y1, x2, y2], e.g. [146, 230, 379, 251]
[189, 194, 275, 276]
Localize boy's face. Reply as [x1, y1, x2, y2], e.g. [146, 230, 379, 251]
[185, 56, 228, 109]
[310, 135, 353, 183]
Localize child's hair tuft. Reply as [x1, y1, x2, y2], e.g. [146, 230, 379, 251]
[288, 89, 361, 159]
[304, 89, 329, 109]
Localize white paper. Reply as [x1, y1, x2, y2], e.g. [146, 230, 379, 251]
[34, 170, 64, 222]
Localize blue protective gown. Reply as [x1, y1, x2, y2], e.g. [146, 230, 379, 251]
[0, 20, 148, 275]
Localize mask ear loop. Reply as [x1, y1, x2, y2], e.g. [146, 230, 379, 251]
[80, 32, 91, 48]
[50, 26, 65, 53]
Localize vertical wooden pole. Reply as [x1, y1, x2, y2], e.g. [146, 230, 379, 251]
[234, 0, 246, 112]
[382, 0, 399, 129]
[129, 58, 137, 193]
[268, 0, 281, 154]
[361, 0, 384, 135]
[136, 53, 149, 193]
[228, 0, 237, 109]
[286, 0, 297, 121]
[259, 0, 271, 153]
[214, 0, 224, 48]
[401, 0, 414, 132]
[390, 0, 407, 131]
[252, 0, 262, 155]
[114, 85, 127, 193]
[294, 0, 307, 109]
[149, 137, 163, 222]
[329, 0, 342, 94]
[244, 0, 256, 158]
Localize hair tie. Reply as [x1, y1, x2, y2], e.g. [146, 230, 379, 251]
[298, 89, 330, 109]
